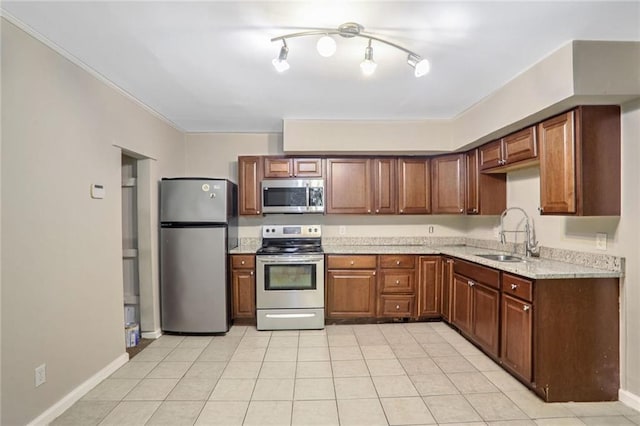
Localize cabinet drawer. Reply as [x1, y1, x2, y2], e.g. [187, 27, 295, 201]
[379, 255, 416, 269]
[379, 295, 415, 317]
[380, 271, 415, 293]
[231, 255, 255, 269]
[326, 255, 377, 269]
[454, 259, 500, 289]
[502, 273, 533, 302]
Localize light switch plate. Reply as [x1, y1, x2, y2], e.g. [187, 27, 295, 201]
[90, 184, 105, 199]
[596, 233, 607, 250]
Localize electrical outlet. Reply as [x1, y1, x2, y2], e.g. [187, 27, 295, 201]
[338, 226, 346, 235]
[35, 364, 46, 387]
[428, 226, 435, 234]
[596, 233, 607, 250]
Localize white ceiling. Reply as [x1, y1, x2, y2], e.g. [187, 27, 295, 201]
[3, 1, 640, 133]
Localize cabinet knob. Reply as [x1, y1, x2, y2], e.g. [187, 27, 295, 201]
[459, 208, 463, 213]
[241, 260, 245, 265]
[395, 280, 400, 284]
[510, 283, 518, 290]
[350, 260, 355, 265]
[400, 209, 404, 213]
[256, 211, 260, 214]
[467, 280, 475, 287]
[250, 271, 254, 276]
[368, 209, 371, 214]
[396, 260, 401, 265]
[396, 305, 400, 310]
[375, 209, 379, 213]
[373, 271, 376, 276]
[523, 305, 530, 311]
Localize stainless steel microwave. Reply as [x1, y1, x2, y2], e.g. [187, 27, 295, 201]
[261, 179, 325, 214]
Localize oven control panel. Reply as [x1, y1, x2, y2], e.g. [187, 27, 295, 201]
[262, 225, 321, 239]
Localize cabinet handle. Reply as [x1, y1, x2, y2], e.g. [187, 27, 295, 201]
[510, 283, 518, 290]
[523, 305, 530, 311]
[396, 305, 400, 310]
[467, 280, 475, 287]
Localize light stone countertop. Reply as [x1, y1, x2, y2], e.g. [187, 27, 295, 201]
[231, 238, 623, 279]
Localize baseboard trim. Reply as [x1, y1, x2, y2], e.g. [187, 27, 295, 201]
[27, 353, 129, 426]
[620, 388, 640, 412]
[141, 329, 162, 339]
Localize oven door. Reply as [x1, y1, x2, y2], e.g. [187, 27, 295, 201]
[256, 254, 325, 309]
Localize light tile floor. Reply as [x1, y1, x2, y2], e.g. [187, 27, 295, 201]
[53, 322, 640, 425]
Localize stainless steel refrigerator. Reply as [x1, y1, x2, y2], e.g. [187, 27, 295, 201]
[160, 178, 238, 333]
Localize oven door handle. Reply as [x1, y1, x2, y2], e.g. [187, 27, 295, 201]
[257, 256, 324, 263]
[265, 313, 318, 319]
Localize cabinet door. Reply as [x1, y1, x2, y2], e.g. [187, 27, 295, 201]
[293, 158, 323, 177]
[472, 282, 500, 357]
[538, 111, 576, 214]
[501, 294, 532, 382]
[503, 126, 537, 166]
[451, 274, 473, 335]
[432, 154, 465, 214]
[232, 268, 255, 319]
[326, 270, 377, 318]
[417, 256, 441, 317]
[465, 150, 480, 215]
[440, 257, 454, 321]
[326, 158, 372, 214]
[238, 156, 262, 215]
[479, 140, 503, 170]
[397, 158, 431, 214]
[372, 158, 396, 214]
[263, 157, 293, 178]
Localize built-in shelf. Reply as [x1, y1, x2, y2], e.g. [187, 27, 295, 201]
[123, 248, 138, 259]
[122, 177, 137, 188]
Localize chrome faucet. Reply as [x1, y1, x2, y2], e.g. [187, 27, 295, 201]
[499, 207, 539, 257]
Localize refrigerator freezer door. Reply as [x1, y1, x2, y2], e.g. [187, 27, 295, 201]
[160, 226, 229, 333]
[161, 179, 228, 223]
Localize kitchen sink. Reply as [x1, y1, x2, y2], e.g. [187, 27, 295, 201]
[476, 254, 524, 262]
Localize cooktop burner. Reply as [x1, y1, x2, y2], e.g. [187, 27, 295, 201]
[257, 225, 323, 255]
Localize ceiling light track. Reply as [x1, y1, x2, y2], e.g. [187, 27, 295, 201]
[271, 22, 430, 78]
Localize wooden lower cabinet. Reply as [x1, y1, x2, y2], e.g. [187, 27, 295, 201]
[230, 255, 256, 320]
[378, 255, 416, 318]
[326, 269, 377, 318]
[451, 274, 473, 335]
[471, 282, 500, 357]
[501, 294, 532, 382]
[440, 257, 454, 321]
[417, 256, 441, 317]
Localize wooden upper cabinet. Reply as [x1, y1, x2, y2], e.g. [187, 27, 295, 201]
[238, 156, 262, 215]
[431, 154, 465, 214]
[397, 158, 431, 214]
[479, 140, 503, 171]
[503, 126, 538, 165]
[372, 158, 397, 214]
[479, 126, 538, 172]
[263, 157, 323, 178]
[466, 149, 506, 215]
[538, 105, 620, 216]
[326, 158, 372, 214]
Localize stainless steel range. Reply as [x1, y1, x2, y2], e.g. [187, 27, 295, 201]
[256, 225, 324, 330]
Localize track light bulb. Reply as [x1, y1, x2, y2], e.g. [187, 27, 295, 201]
[272, 44, 290, 72]
[360, 44, 377, 76]
[316, 35, 336, 57]
[407, 54, 430, 77]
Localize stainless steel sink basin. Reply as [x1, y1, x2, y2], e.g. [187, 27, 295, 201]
[476, 254, 524, 262]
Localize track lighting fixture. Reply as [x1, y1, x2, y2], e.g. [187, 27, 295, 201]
[271, 22, 430, 78]
[272, 40, 290, 73]
[360, 39, 377, 76]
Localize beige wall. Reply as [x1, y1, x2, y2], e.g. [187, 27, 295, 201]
[1, 19, 185, 425]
